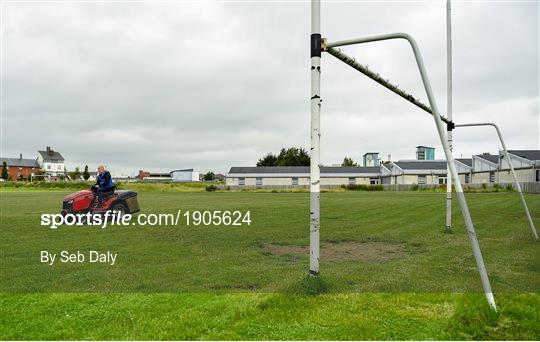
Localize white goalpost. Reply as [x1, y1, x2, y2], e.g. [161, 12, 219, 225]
[309, 0, 321, 276]
[445, 0, 454, 233]
[309, 0, 497, 310]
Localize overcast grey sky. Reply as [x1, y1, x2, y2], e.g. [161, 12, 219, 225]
[1, 1, 539, 175]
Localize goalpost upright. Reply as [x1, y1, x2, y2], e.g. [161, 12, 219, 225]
[309, 0, 321, 276]
[445, 0, 454, 233]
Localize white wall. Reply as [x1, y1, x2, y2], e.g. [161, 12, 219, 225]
[497, 168, 536, 183]
[42, 161, 64, 175]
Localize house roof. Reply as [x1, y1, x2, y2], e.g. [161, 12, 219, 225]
[38, 150, 64, 162]
[171, 169, 194, 172]
[393, 160, 447, 170]
[0, 157, 40, 168]
[508, 150, 540, 161]
[456, 158, 472, 167]
[475, 153, 499, 164]
[228, 166, 380, 175]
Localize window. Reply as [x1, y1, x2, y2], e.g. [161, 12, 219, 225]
[536, 170, 540, 182]
[465, 173, 470, 184]
[438, 177, 447, 185]
[292, 177, 299, 186]
[238, 178, 245, 186]
[57, 165, 62, 170]
[348, 177, 356, 185]
[489, 172, 495, 183]
[47, 165, 51, 170]
[370, 178, 379, 185]
[418, 176, 426, 185]
[256, 177, 262, 186]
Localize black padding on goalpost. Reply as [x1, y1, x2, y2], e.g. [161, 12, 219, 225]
[311, 33, 321, 57]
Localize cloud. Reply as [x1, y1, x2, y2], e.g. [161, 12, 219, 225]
[1, 1, 538, 174]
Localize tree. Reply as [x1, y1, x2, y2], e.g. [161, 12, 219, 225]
[1, 161, 8, 180]
[277, 147, 310, 166]
[203, 171, 215, 181]
[70, 167, 82, 181]
[256, 147, 311, 167]
[83, 165, 90, 181]
[257, 153, 278, 166]
[341, 157, 357, 167]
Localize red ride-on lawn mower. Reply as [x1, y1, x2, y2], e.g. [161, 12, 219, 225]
[61, 186, 140, 217]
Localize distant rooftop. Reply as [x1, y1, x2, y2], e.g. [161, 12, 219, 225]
[0, 157, 40, 168]
[38, 147, 64, 162]
[508, 150, 540, 161]
[456, 158, 472, 167]
[475, 153, 499, 164]
[394, 160, 447, 170]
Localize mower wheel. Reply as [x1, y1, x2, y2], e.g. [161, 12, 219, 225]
[111, 202, 128, 216]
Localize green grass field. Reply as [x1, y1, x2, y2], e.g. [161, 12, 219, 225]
[1, 190, 538, 339]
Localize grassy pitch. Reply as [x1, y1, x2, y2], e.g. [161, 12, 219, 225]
[1, 190, 538, 339]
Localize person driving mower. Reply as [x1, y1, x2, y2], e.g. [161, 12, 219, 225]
[91, 165, 116, 207]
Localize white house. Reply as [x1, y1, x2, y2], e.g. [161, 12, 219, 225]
[37, 146, 65, 176]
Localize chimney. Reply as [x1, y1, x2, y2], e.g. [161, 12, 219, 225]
[19, 153, 22, 160]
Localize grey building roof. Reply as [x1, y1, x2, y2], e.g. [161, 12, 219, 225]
[38, 150, 64, 162]
[475, 153, 499, 164]
[508, 150, 540, 161]
[456, 158, 472, 167]
[171, 169, 194, 172]
[393, 160, 447, 170]
[228, 166, 380, 174]
[0, 157, 40, 168]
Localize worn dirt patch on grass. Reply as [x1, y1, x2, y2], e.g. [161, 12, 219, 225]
[264, 241, 407, 263]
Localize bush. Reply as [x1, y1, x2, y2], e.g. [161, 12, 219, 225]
[343, 184, 383, 191]
[205, 185, 217, 192]
[481, 183, 487, 190]
[506, 184, 513, 191]
[411, 184, 419, 191]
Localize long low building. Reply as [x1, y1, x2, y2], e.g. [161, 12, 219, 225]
[226, 150, 540, 190]
[226, 166, 381, 187]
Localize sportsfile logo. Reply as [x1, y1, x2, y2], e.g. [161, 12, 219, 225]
[41, 211, 131, 229]
[40, 210, 252, 229]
